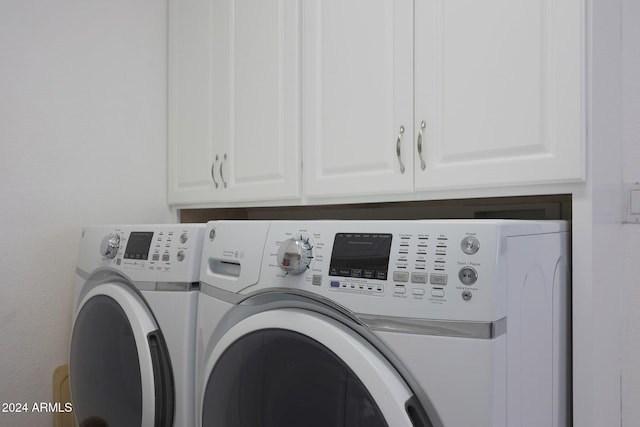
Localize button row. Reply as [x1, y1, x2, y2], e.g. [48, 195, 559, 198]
[150, 250, 186, 263]
[152, 253, 170, 262]
[125, 253, 148, 260]
[330, 268, 387, 281]
[330, 281, 384, 293]
[394, 285, 446, 298]
[393, 271, 448, 285]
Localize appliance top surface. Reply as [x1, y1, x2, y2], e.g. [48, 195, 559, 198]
[77, 224, 205, 283]
[200, 219, 567, 322]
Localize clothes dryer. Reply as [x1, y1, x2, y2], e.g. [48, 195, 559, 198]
[70, 224, 204, 427]
[196, 220, 569, 427]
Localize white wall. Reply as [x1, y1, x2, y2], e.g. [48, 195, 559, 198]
[622, 0, 640, 425]
[0, 1, 171, 426]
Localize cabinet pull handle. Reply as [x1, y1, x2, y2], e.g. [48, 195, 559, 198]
[220, 153, 228, 188]
[417, 120, 426, 171]
[211, 155, 219, 188]
[396, 126, 406, 174]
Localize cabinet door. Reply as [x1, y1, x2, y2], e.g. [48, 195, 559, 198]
[302, 0, 414, 198]
[168, 0, 219, 204]
[213, 0, 301, 202]
[169, 0, 300, 206]
[414, 0, 585, 190]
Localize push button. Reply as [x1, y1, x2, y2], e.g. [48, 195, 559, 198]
[461, 236, 480, 255]
[393, 271, 410, 282]
[376, 271, 388, 280]
[430, 274, 448, 285]
[459, 267, 478, 285]
[411, 272, 428, 284]
[394, 285, 406, 295]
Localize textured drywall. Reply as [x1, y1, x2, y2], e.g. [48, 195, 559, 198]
[0, 1, 171, 426]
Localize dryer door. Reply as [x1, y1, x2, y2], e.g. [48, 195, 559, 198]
[70, 282, 174, 427]
[201, 308, 428, 427]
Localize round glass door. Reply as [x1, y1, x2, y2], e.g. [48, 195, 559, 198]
[70, 294, 143, 426]
[200, 308, 425, 427]
[69, 283, 174, 427]
[203, 328, 387, 427]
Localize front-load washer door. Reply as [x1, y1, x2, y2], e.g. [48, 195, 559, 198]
[200, 308, 428, 427]
[70, 282, 174, 427]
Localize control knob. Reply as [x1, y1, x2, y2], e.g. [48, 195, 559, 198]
[277, 236, 313, 274]
[100, 233, 120, 259]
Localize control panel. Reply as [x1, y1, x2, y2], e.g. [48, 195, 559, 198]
[202, 220, 522, 322]
[269, 222, 502, 321]
[265, 223, 496, 305]
[79, 224, 205, 283]
[106, 229, 194, 271]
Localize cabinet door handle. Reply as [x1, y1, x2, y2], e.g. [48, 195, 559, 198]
[220, 153, 228, 188]
[417, 120, 426, 171]
[396, 126, 406, 174]
[211, 155, 219, 189]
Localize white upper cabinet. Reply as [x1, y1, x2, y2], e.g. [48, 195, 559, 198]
[168, 0, 301, 205]
[302, 0, 414, 198]
[169, 0, 585, 206]
[413, 0, 585, 190]
[168, 0, 215, 204]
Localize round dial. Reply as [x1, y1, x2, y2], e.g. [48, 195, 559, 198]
[100, 233, 120, 259]
[276, 236, 313, 274]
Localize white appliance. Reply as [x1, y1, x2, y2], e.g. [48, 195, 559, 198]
[196, 220, 569, 427]
[69, 224, 204, 427]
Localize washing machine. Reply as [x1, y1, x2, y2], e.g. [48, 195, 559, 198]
[69, 224, 205, 427]
[196, 220, 569, 427]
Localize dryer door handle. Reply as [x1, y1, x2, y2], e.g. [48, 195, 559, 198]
[405, 396, 431, 427]
[149, 330, 175, 427]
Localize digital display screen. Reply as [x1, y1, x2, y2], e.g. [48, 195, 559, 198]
[124, 232, 154, 260]
[329, 233, 393, 280]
